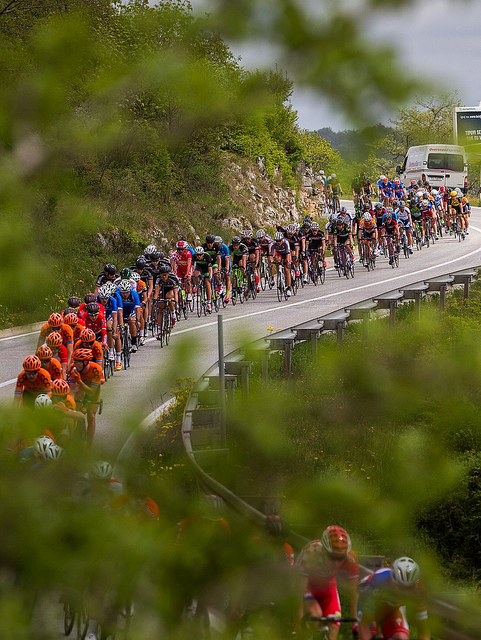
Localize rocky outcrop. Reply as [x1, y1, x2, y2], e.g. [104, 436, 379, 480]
[222, 155, 326, 233]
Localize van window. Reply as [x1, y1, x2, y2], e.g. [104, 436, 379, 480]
[427, 153, 464, 172]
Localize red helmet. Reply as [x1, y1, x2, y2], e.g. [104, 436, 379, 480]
[321, 525, 351, 558]
[177, 240, 188, 250]
[36, 345, 52, 360]
[64, 312, 78, 326]
[72, 348, 92, 362]
[46, 331, 63, 349]
[23, 355, 41, 372]
[51, 378, 70, 396]
[80, 328, 96, 343]
[48, 313, 63, 328]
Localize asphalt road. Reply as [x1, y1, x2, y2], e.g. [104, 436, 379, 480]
[2, 206, 481, 457]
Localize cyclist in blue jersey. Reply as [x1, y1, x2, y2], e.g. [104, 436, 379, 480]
[214, 236, 231, 303]
[116, 279, 141, 353]
[97, 284, 122, 370]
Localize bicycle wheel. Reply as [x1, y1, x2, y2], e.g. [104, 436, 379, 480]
[231, 274, 238, 305]
[259, 261, 267, 291]
[319, 262, 326, 284]
[290, 268, 298, 294]
[310, 256, 318, 285]
[122, 331, 130, 369]
[394, 251, 399, 268]
[64, 603, 76, 636]
[76, 606, 89, 640]
[196, 286, 203, 317]
[164, 310, 172, 346]
[276, 270, 284, 302]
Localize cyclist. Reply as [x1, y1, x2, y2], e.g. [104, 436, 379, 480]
[153, 264, 179, 335]
[203, 234, 221, 295]
[192, 246, 214, 313]
[38, 313, 74, 368]
[14, 355, 51, 406]
[395, 200, 413, 253]
[448, 190, 464, 233]
[393, 177, 406, 201]
[75, 327, 104, 368]
[296, 526, 358, 640]
[382, 210, 400, 264]
[63, 311, 85, 343]
[83, 302, 108, 350]
[67, 348, 102, 445]
[214, 236, 231, 303]
[129, 272, 147, 344]
[256, 229, 272, 285]
[63, 296, 82, 315]
[95, 263, 120, 294]
[97, 283, 122, 369]
[241, 229, 261, 293]
[269, 231, 292, 297]
[281, 224, 300, 280]
[298, 221, 312, 284]
[305, 222, 326, 273]
[328, 173, 343, 211]
[51, 378, 76, 411]
[358, 212, 378, 263]
[116, 279, 141, 353]
[45, 332, 68, 379]
[132, 255, 154, 326]
[36, 344, 63, 381]
[358, 557, 430, 640]
[170, 240, 194, 303]
[332, 215, 354, 269]
[462, 196, 471, 233]
[228, 236, 248, 298]
[146, 250, 170, 296]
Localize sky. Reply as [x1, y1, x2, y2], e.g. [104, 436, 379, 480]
[188, 0, 481, 132]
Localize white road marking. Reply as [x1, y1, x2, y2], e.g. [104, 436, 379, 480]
[0, 329, 39, 343]
[0, 378, 16, 388]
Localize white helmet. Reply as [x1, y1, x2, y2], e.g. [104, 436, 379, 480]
[194, 246, 204, 254]
[130, 271, 140, 283]
[286, 224, 296, 234]
[34, 394, 52, 409]
[118, 279, 131, 293]
[416, 190, 425, 198]
[331, 173, 337, 179]
[392, 557, 420, 587]
[363, 212, 372, 222]
[380, 174, 386, 180]
[431, 189, 438, 196]
[90, 460, 113, 480]
[97, 284, 111, 299]
[319, 170, 325, 175]
[256, 229, 266, 239]
[144, 244, 157, 256]
[44, 443, 64, 461]
[34, 435, 55, 458]
[214, 236, 222, 244]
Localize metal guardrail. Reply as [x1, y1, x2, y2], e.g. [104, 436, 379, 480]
[181, 264, 481, 637]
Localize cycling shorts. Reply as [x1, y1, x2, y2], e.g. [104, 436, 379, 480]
[305, 585, 341, 625]
[369, 607, 409, 639]
[273, 250, 290, 263]
[175, 265, 193, 280]
[398, 220, 411, 229]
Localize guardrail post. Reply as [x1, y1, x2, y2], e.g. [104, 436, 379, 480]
[311, 332, 318, 355]
[337, 322, 344, 346]
[414, 293, 422, 320]
[217, 315, 226, 448]
[464, 279, 470, 299]
[241, 364, 250, 400]
[389, 300, 396, 327]
[261, 352, 269, 383]
[439, 284, 447, 311]
[284, 340, 292, 377]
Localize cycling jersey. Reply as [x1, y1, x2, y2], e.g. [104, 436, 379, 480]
[359, 219, 377, 234]
[269, 239, 291, 257]
[170, 249, 193, 269]
[155, 273, 180, 293]
[228, 244, 248, 266]
[395, 207, 411, 224]
[44, 358, 63, 381]
[283, 233, 299, 252]
[216, 242, 230, 258]
[306, 231, 325, 252]
[202, 243, 219, 264]
[258, 236, 272, 254]
[74, 338, 103, 365]
[381, 212, 398, 224]
[329, 179, 341, 195]
[68, 362, 102, 397]
[296, 540, 358, 592]
[117, 289, 141, 319]
[96, 272, 120, 288]
[97, 294, 118, 320]
[194, 252, 214, 274]
[39, 322, 74, 347]
[243, 238, 260, 256]
[15, 368, 52, 400]
[448, 195, 462, 211]
[333, 222, 351, 239]
[359, 568, 428, 638]
[83, 314, 107, 345]
[78, 302, 106, 324]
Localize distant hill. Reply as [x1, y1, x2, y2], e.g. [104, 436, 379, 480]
[317, 124, 396, 162]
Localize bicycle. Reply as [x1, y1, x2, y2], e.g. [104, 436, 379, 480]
[275, 262, 288, 301]
[309, 251, 325, 285]
[361, 237, 376, 271]
[399, 226, 410, 259]
[120, 322, 131, 369]
[231, 265, 247, 306]
[195, 279, 208, 317]
[246, 263, 258, 300]
[156, 298, 173, 347]
[303, 615, 358, 640]
[102, 344, 114, 380]
[413, 221, 423, 251]
[385, 235, 399, 268]
[289, 264, 299, 295]
[337, 244, 354, 279]
[259, 255, 270, 291]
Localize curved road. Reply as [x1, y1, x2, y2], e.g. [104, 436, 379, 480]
[2, 206, 481, 456]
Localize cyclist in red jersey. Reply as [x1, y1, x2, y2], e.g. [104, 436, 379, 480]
[36, 344, 63, 381]
[37, 313, 74, 367]
[83, 302, 107, 347]
[67, 348, 103, 445]
[296, 526, 358, 640]
[46, 332, 68, 379]
[130, 271, 148, 345]
[14, 355, 52, 406]
[78, 293, 106, 323]
[171, 240, 194, 302]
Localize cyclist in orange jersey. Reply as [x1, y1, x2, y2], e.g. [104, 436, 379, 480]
[67, 348, 103, 445]
[131, 271, 148, 345]
[14, 355, 52, 407]
[36, 344, 63, 381]
[37, 313, 74, 367]
[74, 327, 104, 366]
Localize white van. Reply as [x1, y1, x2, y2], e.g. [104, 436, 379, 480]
[397, 144, 467, 192]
